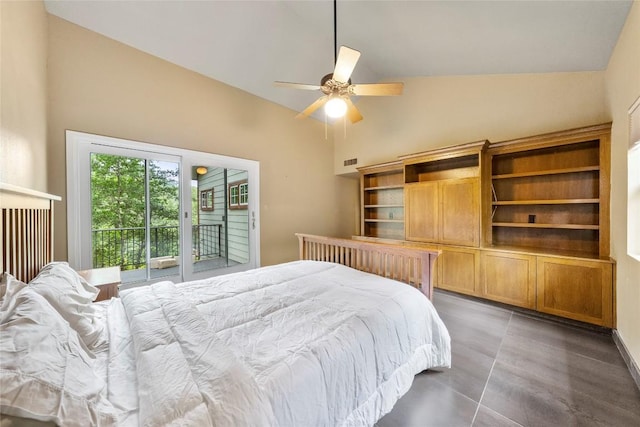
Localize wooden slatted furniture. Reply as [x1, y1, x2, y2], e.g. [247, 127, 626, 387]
[1, 183, 61, 283]
[1, 183, 122, 304]
[296, 233, 440, 299]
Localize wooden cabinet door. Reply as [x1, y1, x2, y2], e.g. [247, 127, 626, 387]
[537, 257, 614, 327]
[481, 251, 536, 309]
[405, 182, 438, 242]
[438, 247, 480, 296]
[440, 178, 480, 246]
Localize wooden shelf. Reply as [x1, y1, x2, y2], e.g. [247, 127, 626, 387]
[492, 166, 599, 180]
[492, 222, 599, 230]
[363, 185, 404, 191]
[484, 244, 610, 260]
[364, 219, 405, 223]
[493, 199, 599, 206]
[364, 204, 404, 208]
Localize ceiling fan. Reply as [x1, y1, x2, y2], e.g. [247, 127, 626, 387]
[274, 1, 403, 123]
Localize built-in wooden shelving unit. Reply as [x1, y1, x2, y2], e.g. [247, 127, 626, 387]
[356, 123, 615, 328]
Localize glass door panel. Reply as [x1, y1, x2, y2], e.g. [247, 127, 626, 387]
[148, 160, 181, 280]
[89, 152, 181, 284]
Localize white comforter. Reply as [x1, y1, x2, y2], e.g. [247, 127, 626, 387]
[107, 261, 451, 426]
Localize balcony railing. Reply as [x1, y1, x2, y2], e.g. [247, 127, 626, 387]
[92, 224, 222, 270]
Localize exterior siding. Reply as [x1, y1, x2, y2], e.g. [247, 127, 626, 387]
[196, 168, 248, 264]
[226, 169, 249, 264]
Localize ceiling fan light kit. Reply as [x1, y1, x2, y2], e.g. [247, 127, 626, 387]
[274, 0, 403, 124]
[325, 96, 348, 118]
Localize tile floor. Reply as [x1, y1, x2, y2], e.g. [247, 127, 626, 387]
[377, 290, 640, 427]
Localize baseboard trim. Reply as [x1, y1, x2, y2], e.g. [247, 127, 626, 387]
[434, 289, 612, 334]
[613, 329, 640, 392]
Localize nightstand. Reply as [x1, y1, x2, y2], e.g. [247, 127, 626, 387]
[77, 266, 121, 302]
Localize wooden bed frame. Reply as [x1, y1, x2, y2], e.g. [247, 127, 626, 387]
[1, 183, 61, 283]
[0, 183, 439, 300]
[297, 233, 440, 299]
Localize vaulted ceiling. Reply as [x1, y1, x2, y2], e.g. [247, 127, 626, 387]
[44, 1, 633, 119]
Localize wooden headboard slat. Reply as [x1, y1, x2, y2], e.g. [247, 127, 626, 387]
[1, 183, 60, 283]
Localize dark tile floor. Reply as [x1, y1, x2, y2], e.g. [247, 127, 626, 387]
[377, 290, 640, 427]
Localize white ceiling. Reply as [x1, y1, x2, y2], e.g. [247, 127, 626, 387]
[44, 0, 632, 119]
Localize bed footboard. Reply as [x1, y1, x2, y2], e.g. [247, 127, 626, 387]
[295, 233, 440, 299]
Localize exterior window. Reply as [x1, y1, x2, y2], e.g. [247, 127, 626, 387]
[229, 180, 248, 210]
[200, 188, 214, 211]
[239, 182, 248, 206]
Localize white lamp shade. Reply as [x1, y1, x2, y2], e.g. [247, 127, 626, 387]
[325, 97, 347, 118]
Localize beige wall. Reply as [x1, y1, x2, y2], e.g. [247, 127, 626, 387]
[334, 72, 608, 174]
[0, 0, 48, 192]
[47, 15, 357, 266]
[333, 3, 639, 371]
[605, 0, 640, 371]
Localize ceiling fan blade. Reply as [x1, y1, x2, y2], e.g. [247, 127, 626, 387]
[274, 81, 322, 91]
[344, 98, 363, 123]
[296, 96, 329, 119]
[351, 82, 404, 96]
[332, 46, 361, 83]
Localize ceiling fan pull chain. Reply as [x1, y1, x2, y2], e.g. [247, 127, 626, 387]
[325, 114, 328, 140]
[344, 115, 347, 138]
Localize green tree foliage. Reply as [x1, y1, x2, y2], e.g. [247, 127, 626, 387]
[149, 161, 179, 227]
[91, 154, 145, 230]
[90, 154, 180, 269]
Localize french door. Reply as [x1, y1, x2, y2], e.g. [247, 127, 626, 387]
[66, 131, 260, 287]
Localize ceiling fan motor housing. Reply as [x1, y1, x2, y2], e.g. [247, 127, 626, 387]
[321, 73, 351, 96]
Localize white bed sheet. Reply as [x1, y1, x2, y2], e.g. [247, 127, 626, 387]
[103, 260, 451, 426]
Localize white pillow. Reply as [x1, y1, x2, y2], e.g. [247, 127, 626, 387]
[0, 286, 117, 426]
[28, 262, 106, 350]
[0, 273, 28, 317]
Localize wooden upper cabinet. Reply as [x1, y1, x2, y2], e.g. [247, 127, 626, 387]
[405, 182, 438, 242]
[402, 140, 487, 247]
[406, 178, 480, 245]
[440, 178, 480, 246]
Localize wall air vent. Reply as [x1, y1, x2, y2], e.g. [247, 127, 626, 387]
[343, 158, 357, 166]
